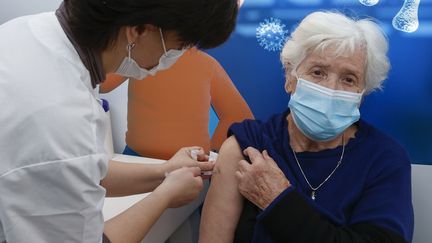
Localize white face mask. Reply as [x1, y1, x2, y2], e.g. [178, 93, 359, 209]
[115, 28, 186, 80]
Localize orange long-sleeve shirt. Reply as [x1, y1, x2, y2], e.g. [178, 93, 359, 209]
[100, 48, 254, 160]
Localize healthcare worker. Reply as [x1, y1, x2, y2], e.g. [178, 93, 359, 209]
[0, 0, 238, 242]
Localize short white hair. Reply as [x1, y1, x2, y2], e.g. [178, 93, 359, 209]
[281, 11, 390, 94]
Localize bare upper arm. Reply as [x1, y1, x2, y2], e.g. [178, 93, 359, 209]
[213, 135, 245, 176]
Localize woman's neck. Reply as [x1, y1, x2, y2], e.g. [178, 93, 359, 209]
[287, 114, 356, 152]
[101, 32, 128, 74]
[101, 46, 124, 74]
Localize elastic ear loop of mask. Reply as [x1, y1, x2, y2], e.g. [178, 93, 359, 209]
[125, 28, 166, 61]
[127, 43, 136, 61]
[159, 28, 168, 56]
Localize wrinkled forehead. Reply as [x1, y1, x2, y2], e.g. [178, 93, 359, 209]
[310, 42, 366, 61]
[300, 45, 367, 74]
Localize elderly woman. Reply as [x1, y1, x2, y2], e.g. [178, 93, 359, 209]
[199, 11, 414, 243]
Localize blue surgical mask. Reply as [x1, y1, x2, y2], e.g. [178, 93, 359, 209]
[288, 78, 363, 141]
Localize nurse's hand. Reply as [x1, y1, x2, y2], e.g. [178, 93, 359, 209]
[165, 147, 215, 176]
[156, 166, 204, 208]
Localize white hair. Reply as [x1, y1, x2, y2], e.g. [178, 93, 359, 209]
[281, 11, 390, 94]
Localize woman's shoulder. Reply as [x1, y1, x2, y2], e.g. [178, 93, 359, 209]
[228, 118, 264, 142]
[359, 120, 407, 150]
[228, 111, 287, 149]
[357, 119, 411, 167]
[230, 110, 286, 133]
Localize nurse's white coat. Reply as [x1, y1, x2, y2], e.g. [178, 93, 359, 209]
[0, 12, 109, 243]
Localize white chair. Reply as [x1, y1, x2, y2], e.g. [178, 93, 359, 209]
[411, 164, 432, 243]
[100, 81, 129, 154]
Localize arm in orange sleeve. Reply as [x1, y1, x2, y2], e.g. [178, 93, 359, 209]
[210, 58, 254, 151]
[99, 74, 128, 93]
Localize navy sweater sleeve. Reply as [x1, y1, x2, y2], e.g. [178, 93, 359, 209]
[228, 120, 265, 151]
[258, 188, 408, 243]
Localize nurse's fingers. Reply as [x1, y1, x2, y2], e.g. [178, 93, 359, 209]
[185, 146, 204, 154]
[186, 147, 206, 160]
[196, 161, 215, 172]
[183, 146, 204, 151]
[169, 166, 201, 177]
[196, 152, 209, 162]
[188, 166, 202, 177]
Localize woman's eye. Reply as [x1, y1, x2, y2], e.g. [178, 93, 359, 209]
[312, 70, 323, 76]
[343, 77, 356, 85]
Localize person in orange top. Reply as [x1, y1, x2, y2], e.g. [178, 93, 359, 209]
[100, 48, 254, 160]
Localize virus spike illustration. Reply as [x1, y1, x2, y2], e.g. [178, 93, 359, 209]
[256, 18, 289, 52]
[392, 0, 421, 33]
[358, 0, 379, 7]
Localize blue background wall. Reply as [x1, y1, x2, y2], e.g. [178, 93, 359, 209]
[207, 0, 432, 164]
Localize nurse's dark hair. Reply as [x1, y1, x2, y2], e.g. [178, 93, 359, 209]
[65, 0, 238, 51]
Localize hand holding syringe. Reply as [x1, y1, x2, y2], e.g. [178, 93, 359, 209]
[164, 147, 218, 179]
[191, 149, 218, 177]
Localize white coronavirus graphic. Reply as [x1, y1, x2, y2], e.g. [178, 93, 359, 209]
[256, 18, 289, 52]
[359, 0, 421, 33]
[392, 0, 421, 33]
[359, 0, 379, 6]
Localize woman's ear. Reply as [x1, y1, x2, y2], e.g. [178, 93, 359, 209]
[284, 73, 296, 94]
[125, 26, 140, 44]
[125, 25, 158, 43]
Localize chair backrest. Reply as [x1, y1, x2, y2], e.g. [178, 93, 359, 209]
[411, 164, 432, 243]
[100, 81, 129, 153]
